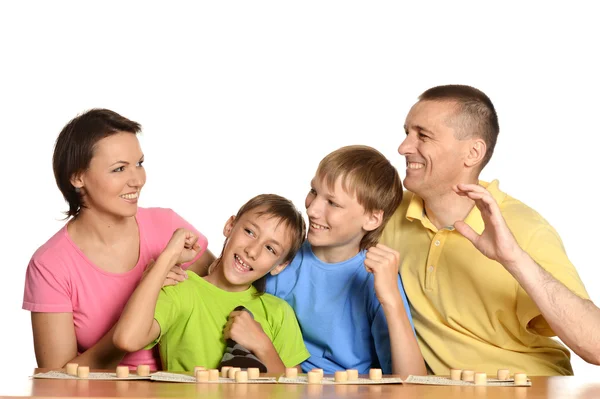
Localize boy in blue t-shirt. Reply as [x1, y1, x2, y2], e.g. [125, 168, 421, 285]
[266, 145, 426, 377]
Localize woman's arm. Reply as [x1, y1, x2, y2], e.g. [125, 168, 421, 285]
[32, 312, 125, 368]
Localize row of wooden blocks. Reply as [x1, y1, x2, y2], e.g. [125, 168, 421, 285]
[450, 368, 528, 385]
[305, 368, 382, 383]
[65, 363, 150, 378]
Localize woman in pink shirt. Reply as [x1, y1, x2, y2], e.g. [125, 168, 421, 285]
[22, 109, 215, 371]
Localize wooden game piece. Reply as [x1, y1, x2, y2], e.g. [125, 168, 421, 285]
[497, 369, 510, 380]
[208, 369, 220, 381]
[116, 366, 129, 378]
[66, 363, 78, 376]
[307, 371, 321, 384]
[311, 368, 324, 378]
[461, 370, 474, 382]
[228, 367, 241, 379]
[285, 367, 298, 378]
[77, 366, 89, 378]
[194, 366, 206, 375]
[136, 365, 150, 377]
[334, 371, 348, 382]
[221, 366, 232, 378]
[474, 372, 487, 385]
[369, 368, 382, 380]
[514, 372, 527, 385]
[450, 369, 462, 381]
[235, 370, 248, 383]
[196, 370, 209, 382]
[247, 367, 260, 379]
[346, 369, 358, 381]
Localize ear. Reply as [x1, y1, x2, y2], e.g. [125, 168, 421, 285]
[363, 209, 384, 232]
[465, 138, 486, 168]
[69, 173, 84, 189]
[222, 215, 236, 238]
[269, 260, 291, 276]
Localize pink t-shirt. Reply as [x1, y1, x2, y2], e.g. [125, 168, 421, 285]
[22, 207, 208, 371]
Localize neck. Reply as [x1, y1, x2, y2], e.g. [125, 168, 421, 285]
[204, 259, 251, 292]
[421, 178, 479, 230]
[69, 209, 136, 246]
[311, 243, 361, 264]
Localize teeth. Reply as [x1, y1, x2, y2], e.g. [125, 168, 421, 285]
[310, 222, 328, 230]
[407, 162, 424, 170]
[121, 193, 139, 199]
[234, 254, 252, 270]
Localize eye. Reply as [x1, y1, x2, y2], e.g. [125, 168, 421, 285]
[309, 188, 316, 195]
[137, 160, 144, 167]
[266, 245, 277, 255]
[244, 228, 255, 237]
[328, 199, 340, 207]
[417, 132, 428, 140]
[112, 166, 125, 172]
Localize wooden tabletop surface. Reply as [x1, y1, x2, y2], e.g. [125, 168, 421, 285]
[2, 369, 600, 399]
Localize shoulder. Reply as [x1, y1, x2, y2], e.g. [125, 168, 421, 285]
[383, 191, 413, 232]
[137, 207, 180, 224]
[28, 225, 74, 275]
[494, 186, 558, 242]
[259, 293, 297, 317]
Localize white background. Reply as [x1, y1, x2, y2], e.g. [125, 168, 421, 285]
[1, 1, 598, 380]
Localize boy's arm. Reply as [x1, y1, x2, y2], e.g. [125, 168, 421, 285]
[366, 244, 427, 378]
[223, 310, 286, 373]
[113, 250, 178, 352]
[114, 228, 201, 352]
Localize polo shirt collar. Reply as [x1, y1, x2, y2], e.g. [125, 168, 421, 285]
[405, 180, 506, 234]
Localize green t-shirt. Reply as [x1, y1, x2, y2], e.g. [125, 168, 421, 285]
[150, 271, 310, 372]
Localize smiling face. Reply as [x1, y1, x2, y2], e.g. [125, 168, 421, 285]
[305, 175, 379, 261]
[213, 207, 293, 292]
[71, 132, 146, 219]
[398, 100, 475, 200]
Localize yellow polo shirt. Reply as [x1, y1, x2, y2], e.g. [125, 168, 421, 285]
[380, 180, 588, 376]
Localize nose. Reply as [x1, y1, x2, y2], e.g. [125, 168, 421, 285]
[305, 196, 323, 219]
[244, 239, 261, 260]
[128, 166, 146, 188]
[398, 133, 415, 156]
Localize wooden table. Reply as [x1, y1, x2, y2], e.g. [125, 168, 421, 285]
[2, 369, 600, 398]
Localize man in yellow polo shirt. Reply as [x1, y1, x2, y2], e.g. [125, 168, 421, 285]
[381, 84, 600, 376]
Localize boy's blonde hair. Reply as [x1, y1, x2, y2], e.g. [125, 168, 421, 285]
[315, 145, 403, 250]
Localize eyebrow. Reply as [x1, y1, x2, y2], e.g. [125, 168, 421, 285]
[405, 124, 434, 135]
[109, 155, 144, 168]
[248, 221, 283, 249]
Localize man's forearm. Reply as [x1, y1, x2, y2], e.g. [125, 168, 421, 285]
[505, 251, 600, 365]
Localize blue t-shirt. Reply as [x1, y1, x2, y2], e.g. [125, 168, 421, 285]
[266, 242, 414, 374]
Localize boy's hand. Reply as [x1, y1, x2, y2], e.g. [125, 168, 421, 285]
[223, 310, 270, 354]
[365, 244, 403, 307]
[165, 228, 202, 265]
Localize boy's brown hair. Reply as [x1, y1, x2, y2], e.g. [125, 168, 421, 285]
[227, 194, 306, 294]
[315, 145, 403, 250]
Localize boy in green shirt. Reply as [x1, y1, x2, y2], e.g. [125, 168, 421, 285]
[113, 194, 309, 372]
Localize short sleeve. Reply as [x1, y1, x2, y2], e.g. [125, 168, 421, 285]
[22, 257, 73, 313]
[270, 302, 310, 367]
[168, 210, 209, 270]
[148, 287, 183, 349]
[516, 225, 589, 335]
